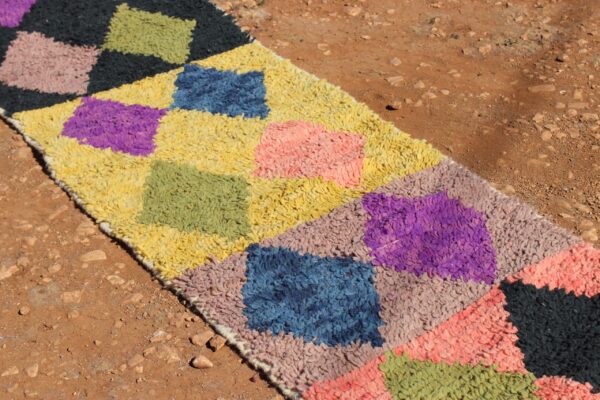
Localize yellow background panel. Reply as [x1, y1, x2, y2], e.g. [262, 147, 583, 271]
[13, 42, 442, 279]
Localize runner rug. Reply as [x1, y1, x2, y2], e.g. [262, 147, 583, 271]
[1, 1, 599, 398]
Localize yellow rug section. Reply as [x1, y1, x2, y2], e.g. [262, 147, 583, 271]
[13, 42, 442, 279]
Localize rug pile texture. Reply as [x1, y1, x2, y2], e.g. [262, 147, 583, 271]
[1, 1, 599, 398]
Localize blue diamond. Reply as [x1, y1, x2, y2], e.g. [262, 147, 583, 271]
[171, 64, 269, 119]
[242, 244, 384, 347]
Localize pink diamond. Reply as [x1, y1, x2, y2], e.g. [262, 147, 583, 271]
[254, 121, 365, 188]
[0, 31, 99, 95]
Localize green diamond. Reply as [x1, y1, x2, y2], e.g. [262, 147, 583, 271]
[379, 352, 538, 400]
[103, 4, 196, 64]
[139, 161, 251, 240]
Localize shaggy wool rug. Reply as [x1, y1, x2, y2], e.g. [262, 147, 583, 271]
[2, 1, 599, 398]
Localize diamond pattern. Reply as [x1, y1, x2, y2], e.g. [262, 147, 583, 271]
[0, 31, 99, 95]
[242, 244, 384, 347]
[0, 0, 37, 28]
[502, 280, 600, 392]
[254, 121, 365, 187]
[103, 4, 196, 64]
[171, 64, 269, 119]
[61, 97, 166, 156]
[139, 161, 251, 240]
[0, 0, 251, 115]
[363, 191, 497, 284]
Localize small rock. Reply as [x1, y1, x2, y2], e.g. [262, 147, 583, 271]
[386, 75, 404, 86]
[0, 265, 19, 280]
[25, 364, 38, 378]
[1, 366, 19, 376]
[75, 220, 96, 237]
[556, 53, 569, 62]
[532, 113, 545, 124]
[35, 224, 48, 231]
[155, 344, 180, 364]
[17, 256, 30, 267]
[541, 131, 553, 141]
[413, 80, 426, 89]
[555, 132, 567, 139]
[106, 275, 125, 286]
[190, 355, 213, 369]
[528, 84, 555, 93]
[18, 306, 30, 315]
[502, 185, 516, 195]
[345, 6, 362, 17]
[478, 44, 492, 55]
[127, 354, 144, 368]
[149, 330, 169, 343]
[48, 264, 62, 274]
[390, 57, 401, 66]
[143, 347, 156, 357]
[62, 290, 82, 304]
[80, 250, 106, 263]
[67, 309, 80, 319]
[124, 292, 143, 304]
[190, 330, 214, 347]
[582, 229, 598, 243]
[440, 89, 450, 95]
[208, 335, 227, 352]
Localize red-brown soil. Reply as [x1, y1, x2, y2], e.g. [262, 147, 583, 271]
[1, 0, 598, 398]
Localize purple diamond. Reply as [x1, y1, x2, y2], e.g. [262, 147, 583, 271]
[62, 97, 166, 156]
[0, 0, 37, 28]
[362, 191, 497, 284]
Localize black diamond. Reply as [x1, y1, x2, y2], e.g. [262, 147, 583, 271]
[19, 0, 118, 46]
[501, 280, 600, 392]
[87, 50, 175, 94]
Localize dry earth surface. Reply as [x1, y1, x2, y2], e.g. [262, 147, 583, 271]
[1, 0, 599, 398]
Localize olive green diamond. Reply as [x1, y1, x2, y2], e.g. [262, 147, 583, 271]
[379, 352, 538, 400]
[103, 4, 196, 64]
[139, 161, 251, 240]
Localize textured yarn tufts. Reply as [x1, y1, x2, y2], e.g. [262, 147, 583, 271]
[171, 64, 269, 118]
[242, 244, 384, 347]
[379, 352, 539, 400]
[3, 5, 589, 397]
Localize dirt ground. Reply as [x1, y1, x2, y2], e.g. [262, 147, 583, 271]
[1, 0, 598, 399]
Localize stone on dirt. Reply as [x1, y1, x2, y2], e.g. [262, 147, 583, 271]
[191, 355, 214, 369]
[80, 250, 107, 263]
[190, 330, 214, 347]
[208, 335, 227, 352]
